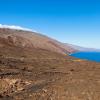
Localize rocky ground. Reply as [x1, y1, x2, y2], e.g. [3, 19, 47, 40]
[0, 28, 100, 100]
[0, 48, 100, 100]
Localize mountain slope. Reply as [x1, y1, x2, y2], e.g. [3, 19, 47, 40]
[0, 28, 76, 55]
[0, 28, 100, 100]
[65, 43, 100, 52]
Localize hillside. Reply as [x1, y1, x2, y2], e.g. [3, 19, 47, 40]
[0, 28, 100, 100]
[0, 28, 76, 55]
[65, 43, 100, 52]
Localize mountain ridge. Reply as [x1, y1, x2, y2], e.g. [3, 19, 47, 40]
[66, 43, 100, 52]
[0, 28, 77, 55]
[0, 28, 100, 100]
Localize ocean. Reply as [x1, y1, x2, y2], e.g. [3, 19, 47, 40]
[70, 52, 100, 62]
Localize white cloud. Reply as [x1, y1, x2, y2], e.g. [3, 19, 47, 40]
[0, 24, 33, 32]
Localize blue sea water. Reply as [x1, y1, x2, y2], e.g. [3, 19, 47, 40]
[70, 52, 100, 62]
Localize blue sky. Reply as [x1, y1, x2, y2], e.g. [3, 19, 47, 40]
[0, 0, 100, 48]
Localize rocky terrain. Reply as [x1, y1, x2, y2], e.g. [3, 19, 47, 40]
[0, 28, 100, 100]
[0, 28, 76, 54]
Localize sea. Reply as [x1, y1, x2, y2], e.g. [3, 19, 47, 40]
[70, 52, 100, 62]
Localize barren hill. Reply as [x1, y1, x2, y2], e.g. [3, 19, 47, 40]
[0, 28, 76, 55]
[0, 28, 100, 100]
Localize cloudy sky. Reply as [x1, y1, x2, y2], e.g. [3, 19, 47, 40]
[0, 0, 100, 48]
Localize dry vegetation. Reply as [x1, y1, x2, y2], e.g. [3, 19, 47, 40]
[0, 28, 100, 100]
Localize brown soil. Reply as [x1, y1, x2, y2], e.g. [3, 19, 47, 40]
[0, 28, 100, 100]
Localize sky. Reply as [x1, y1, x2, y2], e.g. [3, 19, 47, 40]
[0, 0, 100, 48]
